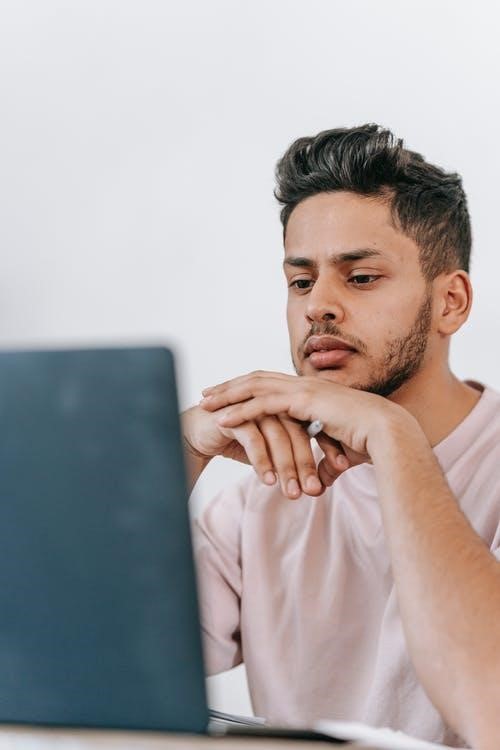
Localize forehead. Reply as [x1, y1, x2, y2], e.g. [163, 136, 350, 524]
[284, 191, 420, 266]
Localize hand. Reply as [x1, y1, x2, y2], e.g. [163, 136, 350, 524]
[199, 370, 400, 462]
[181, 404, 349, 499]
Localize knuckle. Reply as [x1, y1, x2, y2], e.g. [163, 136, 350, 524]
[283, 418, 304, 434]
[253, 457, 269, 472]
[260, 418, 283, 437]
[323, 447, 339, 461]
[323, 461, 337, 477]
[301, 379, 314, 396]
[294, 391, 309, 411]
[276, 461, 296, 478]
[246, 433, 262, 449]
[249, 448, 270, 469]
[299, 461, 317, 474]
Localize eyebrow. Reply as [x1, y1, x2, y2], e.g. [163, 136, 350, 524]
[283, 248, 383, 269]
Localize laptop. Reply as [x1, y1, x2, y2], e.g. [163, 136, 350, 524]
[0, 346, 349, 743]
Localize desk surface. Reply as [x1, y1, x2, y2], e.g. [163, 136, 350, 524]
[0, 726, 374, 749]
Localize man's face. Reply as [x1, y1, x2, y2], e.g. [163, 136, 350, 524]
[284, 191, 434, 397]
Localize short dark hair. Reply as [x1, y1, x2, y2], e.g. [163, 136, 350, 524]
[274, 124, 471, 280]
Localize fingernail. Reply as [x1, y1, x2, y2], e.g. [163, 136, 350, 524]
[336, 455, 349, 469]
[199, 395, 213, 403]
[202, 387, 214, 395]
[306, 475, 322, 492]
[287, 478, 300, 497]
[264, 471, 276, 485]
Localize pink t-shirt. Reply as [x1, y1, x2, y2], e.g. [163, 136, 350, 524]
[193, 384, 500, 746]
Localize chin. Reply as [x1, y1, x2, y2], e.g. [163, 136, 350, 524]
[302, 363, 355, 385]
[314, 369, 353, 384]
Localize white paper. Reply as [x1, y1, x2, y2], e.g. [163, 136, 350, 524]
[315, 719, 464, 749]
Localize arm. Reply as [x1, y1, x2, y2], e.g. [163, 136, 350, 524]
[370, 413, 500, 750]
[182, 396, 348, 676]
[192, 485, 245, 675]
[202, 371, 500, 747]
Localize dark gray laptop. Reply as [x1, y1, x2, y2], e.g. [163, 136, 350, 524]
[0, 346, 208, 732]
[0, 346, 351, 744]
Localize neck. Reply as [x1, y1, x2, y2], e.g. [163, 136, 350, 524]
[387, 361, 482, 447]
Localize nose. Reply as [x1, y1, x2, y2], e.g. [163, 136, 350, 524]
[305, 275, 345, 325]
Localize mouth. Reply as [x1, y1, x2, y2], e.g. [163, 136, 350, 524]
[304, 335, 357, 370]
[308, 349, 356, 369]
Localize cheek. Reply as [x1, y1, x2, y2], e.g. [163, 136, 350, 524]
[286, 305, 301, 341]
[357, 297, 418, 335]
[287, 318, 307, 361]
[355, 309, 388, 337]
[354, 311, 402, 359]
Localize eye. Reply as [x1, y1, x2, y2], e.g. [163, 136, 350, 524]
[289, 279, 313, 291]
[348, 274, 381, 286]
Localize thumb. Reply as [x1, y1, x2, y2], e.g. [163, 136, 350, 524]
[316, 433, 350, 473]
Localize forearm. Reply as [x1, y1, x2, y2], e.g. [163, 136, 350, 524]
[370, 414, 500, 749]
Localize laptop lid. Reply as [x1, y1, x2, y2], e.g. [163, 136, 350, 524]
[0, 346, 208, 732]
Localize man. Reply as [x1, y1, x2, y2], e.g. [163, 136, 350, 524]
[182, 124, 500, 749]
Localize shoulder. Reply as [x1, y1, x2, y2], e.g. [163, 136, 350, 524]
[448, 385, 500, 542]
[465, 384, 500, 458]
[437, 383, 500, 473]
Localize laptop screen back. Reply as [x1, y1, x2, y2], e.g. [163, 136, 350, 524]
[0, 347, 208, 732]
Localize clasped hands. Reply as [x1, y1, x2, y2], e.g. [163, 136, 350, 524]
[199, 370, 394, 499]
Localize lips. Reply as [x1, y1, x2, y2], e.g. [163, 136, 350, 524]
[304, 336, 356, 356]
[304, 336, 356, 370]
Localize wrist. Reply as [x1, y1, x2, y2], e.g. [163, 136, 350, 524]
[367, 404, 428, 465]
[183, 432, 212, 464]
[182, 432, 212, 494]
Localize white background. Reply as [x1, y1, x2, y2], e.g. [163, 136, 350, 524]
[1, 0, 499, 716]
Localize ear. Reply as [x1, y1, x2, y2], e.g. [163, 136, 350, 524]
[435, 271, 473, 336]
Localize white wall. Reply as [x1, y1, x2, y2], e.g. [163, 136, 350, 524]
[1, 0, 499, 716]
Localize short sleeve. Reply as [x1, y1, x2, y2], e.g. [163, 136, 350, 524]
[191, 479, 248, 676]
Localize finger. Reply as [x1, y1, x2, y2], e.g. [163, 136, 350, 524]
[200, 374, 288, 411]
[317, 456, 341, 487]
[229, 422, 277, 487]
[279, 416, 324, 496]
[257, 416, 302, 500]
[316, 433, 350, 473]
[201, 371, 288, 397]
[315, 432, 343, 453]
[216, 395, 314, 428]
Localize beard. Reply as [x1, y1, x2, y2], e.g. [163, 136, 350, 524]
[293, 289, 433, 398]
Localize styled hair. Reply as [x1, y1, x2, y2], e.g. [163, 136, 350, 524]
[274, 124, 471, 280]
